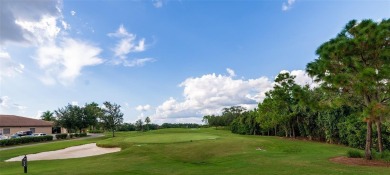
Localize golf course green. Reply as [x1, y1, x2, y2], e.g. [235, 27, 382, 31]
[0, 128, 388, 174]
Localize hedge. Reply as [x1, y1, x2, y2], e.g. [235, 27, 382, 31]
[69, 133, 88, 139]
[75, 133, 87, 137]
[55, 134, 68, 140]
[0, 135, 53, 147]
[89, 130, 104, 133]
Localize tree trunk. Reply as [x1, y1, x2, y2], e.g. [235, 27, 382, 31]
[112, 130, 115, 137]
[274, 126, 277, 136]
[365, 120, 373, 160]
[376, 120, 383, 153]
[292, 125, 296, 138]
[284, 126, 288, 137]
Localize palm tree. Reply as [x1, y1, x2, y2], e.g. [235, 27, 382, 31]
[41, 110, 54, 121]
[145, 116, 151, 131]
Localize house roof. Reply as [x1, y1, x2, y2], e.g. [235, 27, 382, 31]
[0, 115, 53, 127]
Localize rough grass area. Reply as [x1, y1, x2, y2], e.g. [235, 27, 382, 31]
[0, 128, 388, 175]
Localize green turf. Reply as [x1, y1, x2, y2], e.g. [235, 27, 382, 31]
[0, 128, 388, 175]
[123, 133, 219, 143]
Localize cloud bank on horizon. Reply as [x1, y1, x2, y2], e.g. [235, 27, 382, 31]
[151, 68, 317, 124]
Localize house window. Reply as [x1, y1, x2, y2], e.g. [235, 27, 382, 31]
[30, 128, 35, 133]
[3, 128, 10, 134]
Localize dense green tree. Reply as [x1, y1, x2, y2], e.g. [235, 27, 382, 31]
[101, 102, 124, 137]
[202, 115, 220, 128]
[231, 109, 259, 135]
[257, 73, 300, 137]
[257, 98, 279, 135]
[160, 123, 200, 128]
[118, 123, 136, 131]
[73, 105, 87, 133]
[55, 103, 103, 134]
[222, 106, 246, 126]
[203, 107, 246, 129]
[145, 116, 151, 131]
[135, 119, 144, 131]
[307, 19, 390, 159]
[55, 104, 79, 133]
[83, 102, 103, 130]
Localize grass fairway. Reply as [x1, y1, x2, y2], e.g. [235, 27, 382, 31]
[0, 128, 388, 175]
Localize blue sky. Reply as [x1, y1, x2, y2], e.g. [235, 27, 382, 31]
[1, 0, 389, 124]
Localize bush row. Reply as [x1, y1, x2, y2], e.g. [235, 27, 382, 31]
[0, 135, 53, 147]
[55, 134, 68, 139]
[69, 133, 88, 138]
[89, 130, 104, 133]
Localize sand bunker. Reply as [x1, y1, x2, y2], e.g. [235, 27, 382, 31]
[5, 143, 120, 162]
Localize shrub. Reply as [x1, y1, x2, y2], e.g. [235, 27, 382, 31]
[69, 133, 75, 138]
[381, 150, 390, 162]
[0, 135, 53, 147]
[372, 150, 390, 162]
[347, 150, 363, 158]
[55, 134, 68, 140]
[74, 133, 87, 137]
[89, 130, 104, 133]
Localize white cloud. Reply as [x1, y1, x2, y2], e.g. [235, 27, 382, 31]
[0, 0, 62, 45]
[152, 69, 274, 122]
[35, 110, 44, 119]
[226, 68, 236, 77]
[153, 0, 163, 8]
[136, 104, 151, 111]
[122, 58, 156, 67]
[282, 0, 296, 11]
[15, 15, 61, 45]
[71, 101, 79, 106]
[279, 69, 318, 89]
[0, 0, 104, 87]
[151, 69, 317, 123]
[14, 103, 27, 110]
[61, 20, 69, 30]
[108, 25, 154, 67]
[0, 50, 24, 80]
[0, 96, 10, 108]
[35, 38, 103, 85]
[108, 25, 146, 58]
[0, 96, 27, 114]
[137, 112, 145, 121]
[108, 25, 132, 38]
[71, 10, 76, 16]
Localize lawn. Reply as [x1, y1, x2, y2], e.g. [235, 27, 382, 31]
[0, 128, 388, 175]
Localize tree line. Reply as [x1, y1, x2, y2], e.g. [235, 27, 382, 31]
[41, 101, 124, 137]
[41, 102, 202, 136]
[203, 19, 390, 160]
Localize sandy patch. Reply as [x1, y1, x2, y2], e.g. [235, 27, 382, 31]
[5, 143, 120, 162]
